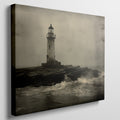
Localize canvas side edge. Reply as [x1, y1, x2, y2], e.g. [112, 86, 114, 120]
[11, 4, 16, 116]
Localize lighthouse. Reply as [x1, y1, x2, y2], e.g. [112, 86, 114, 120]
[46, 24, 56, 63]
[42, 24, 61, 67]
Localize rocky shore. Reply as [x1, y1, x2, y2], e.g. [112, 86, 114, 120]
[15, 65, 100, 88]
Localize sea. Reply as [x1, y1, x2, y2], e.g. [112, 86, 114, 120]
[16, 71, 104, 115]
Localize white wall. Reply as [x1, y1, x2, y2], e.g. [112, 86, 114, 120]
[0, 0, 120, 120]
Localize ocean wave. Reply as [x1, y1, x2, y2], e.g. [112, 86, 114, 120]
[16, 71, 104, 97]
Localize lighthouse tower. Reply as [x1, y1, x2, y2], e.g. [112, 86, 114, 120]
[47, 24, 56, 63]
[42, 24, 61, 67]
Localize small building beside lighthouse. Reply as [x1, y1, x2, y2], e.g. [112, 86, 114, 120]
[42, 24, 61, 67]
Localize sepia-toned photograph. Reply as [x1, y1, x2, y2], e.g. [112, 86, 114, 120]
[11, 4, 104, 115]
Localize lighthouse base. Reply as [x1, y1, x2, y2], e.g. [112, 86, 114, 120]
[42, 60, 61, 68]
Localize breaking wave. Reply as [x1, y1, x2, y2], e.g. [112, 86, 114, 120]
[16, 71, 104, 97]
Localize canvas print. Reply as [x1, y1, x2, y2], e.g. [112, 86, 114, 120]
[11, 4, 104, 115]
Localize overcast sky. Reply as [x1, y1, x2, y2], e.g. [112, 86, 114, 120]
[15, 5, 104, 68]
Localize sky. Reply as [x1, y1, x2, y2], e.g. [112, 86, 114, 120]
[15, 4, 104, 68]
